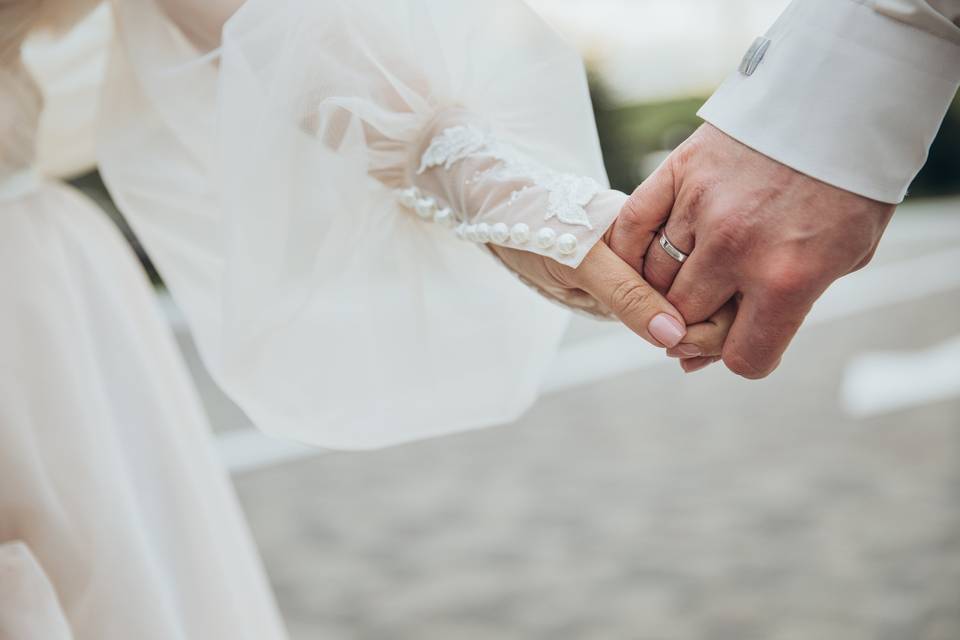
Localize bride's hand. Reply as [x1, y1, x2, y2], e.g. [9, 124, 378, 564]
[489, 240, 735, 365]
[405, 113, 733, 364]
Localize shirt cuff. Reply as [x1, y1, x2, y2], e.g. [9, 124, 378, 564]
[698, 0, 960, 204]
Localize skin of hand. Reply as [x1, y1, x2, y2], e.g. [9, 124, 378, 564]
[607, 123, 897, 378]
[489, 238, 735, 361]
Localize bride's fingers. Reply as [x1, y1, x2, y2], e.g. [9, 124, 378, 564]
[666, 298, 737, 358]
[491, 241, 690, 350]
[571, 242, 688, 349]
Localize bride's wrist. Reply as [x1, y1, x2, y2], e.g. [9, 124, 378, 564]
[394, 107, 625, 268]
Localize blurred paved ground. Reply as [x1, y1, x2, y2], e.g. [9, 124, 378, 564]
[176, 198, 960, 640]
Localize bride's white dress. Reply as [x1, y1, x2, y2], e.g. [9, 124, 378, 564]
[0, 0, 620, 635]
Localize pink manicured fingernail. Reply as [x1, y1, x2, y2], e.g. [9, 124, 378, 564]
[676, 344, 702, 357]
[649, 313, 686, 348]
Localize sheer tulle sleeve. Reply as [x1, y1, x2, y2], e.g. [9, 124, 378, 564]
[99, 0, 617, 449]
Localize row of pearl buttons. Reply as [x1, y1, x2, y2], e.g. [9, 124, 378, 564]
[398, 187, 455, 225]
[397, 187, 578, 256]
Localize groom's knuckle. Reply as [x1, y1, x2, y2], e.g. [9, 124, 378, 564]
[609, 279, 653, 317]
[673, 136, 703, 172]
[680, 180, 715, 218]
[762, 261, 815, 301]
[708, 214, 751, 256]
[619, 195, 646, 227]
[665, 287, 697, 314]
[723, 350, 771, 380]
[765, 275, 801, 302]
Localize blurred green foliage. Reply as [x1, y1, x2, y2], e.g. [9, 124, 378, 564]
[591, 76, 960, 199]
[588, 74, 645, 193]
[909, 93, 960, 198]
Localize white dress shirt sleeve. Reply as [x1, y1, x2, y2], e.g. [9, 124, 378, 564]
[698, 0, 960, 204]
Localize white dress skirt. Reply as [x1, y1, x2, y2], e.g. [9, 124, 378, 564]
[1, 0, 619, 635]
[0, 180, 287, 638]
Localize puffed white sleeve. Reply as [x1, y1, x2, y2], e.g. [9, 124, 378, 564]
[98, 0, 620, 449]
[698, 0, 960, 204]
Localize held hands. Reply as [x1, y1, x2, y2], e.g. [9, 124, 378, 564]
[414, 112, 884, 372]
[496, 123, 895, 377]
[607, 124, 896, 377]
[489, 237, 735, 368]
[412, 112, 736, 361]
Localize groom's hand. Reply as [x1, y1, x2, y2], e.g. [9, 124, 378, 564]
[608, 124, 896, 379]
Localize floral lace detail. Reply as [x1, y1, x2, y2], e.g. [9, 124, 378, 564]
[418, 124, 600, 229]
[419, 125, 489, 172]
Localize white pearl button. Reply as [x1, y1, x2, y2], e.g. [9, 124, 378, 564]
[557, 233, 578, 255]
[434, 207, 454, 226]
[490, 222, 510, 243]
[399, 187, 420, 208]
[476, 223, 491, 243]
[536, 227, 557, 249]
[466, 225, 479, 242]
[414, 197, 437, 220]
[510, 223, 531, 245]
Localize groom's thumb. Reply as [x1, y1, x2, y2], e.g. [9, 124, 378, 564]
[574, 243, 687, 349]
[605, 159, 676, 274]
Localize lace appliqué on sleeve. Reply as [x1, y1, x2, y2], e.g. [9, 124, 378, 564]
[418, 124, 600, 230]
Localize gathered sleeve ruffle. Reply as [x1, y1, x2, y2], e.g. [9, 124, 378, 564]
[99, 0, 620, 449]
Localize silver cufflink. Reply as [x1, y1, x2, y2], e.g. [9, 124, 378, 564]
[739, 37, 771, 77]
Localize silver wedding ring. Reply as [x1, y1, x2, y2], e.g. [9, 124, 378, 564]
[658, 231, 689, 264]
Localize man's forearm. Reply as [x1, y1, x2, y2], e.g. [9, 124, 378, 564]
[698, 0, 960, 204]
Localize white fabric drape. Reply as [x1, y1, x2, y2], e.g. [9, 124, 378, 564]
[2, 0, 614, 634]
[0, 182, 287, 639]
[0, 543, 73, 640]
[100, 0, 611, 449]
[21, 4, 112, 179]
